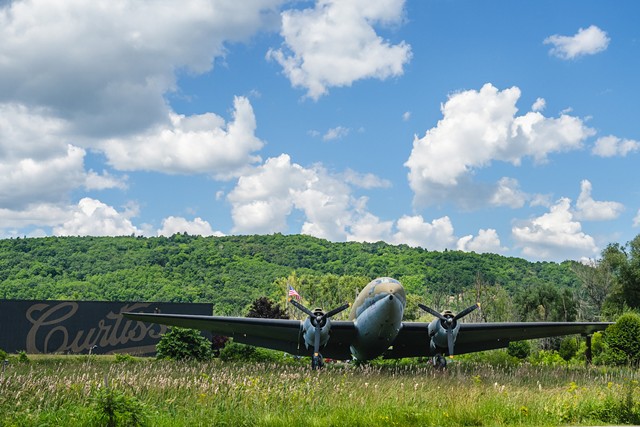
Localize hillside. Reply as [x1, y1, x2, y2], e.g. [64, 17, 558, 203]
[0, 234, 580, 315]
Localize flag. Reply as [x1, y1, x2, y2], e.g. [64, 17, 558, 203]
[288, 284, 301, 300]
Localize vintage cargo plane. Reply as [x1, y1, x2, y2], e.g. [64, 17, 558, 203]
[123, 277, 611, 369]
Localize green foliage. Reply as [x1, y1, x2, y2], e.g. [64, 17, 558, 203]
[601, 312, 640, 366]
[559, 337, 579, 362]
[245, 296, 288, 319]
[600, 235, 640, 312]
[0, 348, 7, 361]
[0, 235, 585, 315]
[156, 327, 212, 361]
[114, 353, 136, 363]
[92, 383, 146, 427]
[17, 350, 30, 364]
[507, 340, 531, 359]
[218, 341, 281, 363]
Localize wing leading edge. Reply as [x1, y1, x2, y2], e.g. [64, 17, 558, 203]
[122, 312, 356, 359]
[386, 321, 612, 358]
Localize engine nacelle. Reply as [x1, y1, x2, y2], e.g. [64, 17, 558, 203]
[427, 313, 460, 355]
[302, 308, 332, 351]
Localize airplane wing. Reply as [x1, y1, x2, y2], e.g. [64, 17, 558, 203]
[385, 321, 612, 358]
[122, 312, 357, 359]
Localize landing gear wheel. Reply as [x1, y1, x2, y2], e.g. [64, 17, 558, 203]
[311, 354, 324, 370]
[433, 354, 447, 369]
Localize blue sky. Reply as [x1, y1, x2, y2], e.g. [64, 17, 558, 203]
[0, 0, 638, 262]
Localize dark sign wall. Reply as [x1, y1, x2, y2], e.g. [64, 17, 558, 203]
[0, 300, 212, 355]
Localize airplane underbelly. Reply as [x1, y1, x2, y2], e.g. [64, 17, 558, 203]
[350, 295, 403, 360]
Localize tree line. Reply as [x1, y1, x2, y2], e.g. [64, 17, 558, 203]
[0, 233, 638, 322]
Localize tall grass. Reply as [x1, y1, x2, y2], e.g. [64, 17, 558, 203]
[1, 355, 638, 426]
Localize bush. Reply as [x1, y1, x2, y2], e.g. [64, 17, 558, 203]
[219, 341, 282, 363]
[559, 337, 579, 362]
[92, 384, 146, 427]
[17, 351, 29, 364]
[0, 348, 7, 362]
[602, 312, 640, 366]
[156, 327, 212, 361]
[507, 340, 531, 359]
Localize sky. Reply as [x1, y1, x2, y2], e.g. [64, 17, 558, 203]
[0, 0, 639, 263]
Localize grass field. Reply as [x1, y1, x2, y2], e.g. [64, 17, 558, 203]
[0, 354, 639, 426]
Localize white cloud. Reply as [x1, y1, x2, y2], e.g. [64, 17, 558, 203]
[267, 0, 412, 99]
[512, 198, 598, 261]
[592, 135, 640, 157]
[84, 170, 128, 191]
[405, 83, 594, 207]
[342, 169, 391, 189]
[347, 212, 393, 243]
[0, 0, 283, 137]
[634, 210, 640, 227]
[101, 97, 263, 177]
[0, 203, 71, 230]
[490, 177, 527, 208]
[575, 179, 624, 221]
[531, 97, 546, 112]
[391, 215, 456, 251]
[53, 198, 141, 236]
[457, 229, 506, 254]
[544, 25, 610, 60]
[323, 126, 350, 141]
[402, 111, 411, 121]
[157, 216, 224, 237]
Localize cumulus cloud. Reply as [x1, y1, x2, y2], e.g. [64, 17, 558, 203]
[490, 177, 527, 208]
[267, 0, 412, 99]
[592, 135, 640, 157]
[544, 25, 610, 60]
[157, 216, 224, 237]
[457, 229, 506, 254]
[512, 198, 598, 261]
[0, 0, 283, 137]
[53, 198, 141, 236]
[101, 97, 264, 177]
[390, 215, 456, 250]
[405, 83, 594, 207]
[531, 97, 546, 112]
[84, 170, 128, 191]
[575, 179, 624, 221]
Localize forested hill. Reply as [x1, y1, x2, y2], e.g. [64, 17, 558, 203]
[0, 234, 579, 316]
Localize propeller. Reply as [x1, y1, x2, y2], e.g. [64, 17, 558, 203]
[418, 302, 480, 358]
[289, 299, 350, 369]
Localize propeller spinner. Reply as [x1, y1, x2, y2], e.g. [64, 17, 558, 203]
[289, 299, 350, 369]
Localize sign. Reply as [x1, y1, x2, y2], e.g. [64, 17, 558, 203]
[0, 300, 212, 355]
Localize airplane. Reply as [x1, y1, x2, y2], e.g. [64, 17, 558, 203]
[123, 277, 612, 369]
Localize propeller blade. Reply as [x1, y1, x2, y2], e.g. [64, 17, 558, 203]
[314, 322, 322, 355]
[418, 303, 446, 320]
[447, 328, 455, 357]
[289, 298, 314, 317]
[324, 303, 350, 319]
[453, 303, 480, 321]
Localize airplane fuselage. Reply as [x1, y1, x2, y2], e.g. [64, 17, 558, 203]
[348, 277, 406, 360]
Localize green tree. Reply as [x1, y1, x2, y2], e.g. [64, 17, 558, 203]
[246, 297, 289, 319]
[601, 236, 640, 311]
[156, 327, 212, 361]
[601, 312, 640, 366]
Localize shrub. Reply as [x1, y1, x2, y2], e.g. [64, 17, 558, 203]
[507, 340, 531, 359]
[602, 312, 640, 366]
[156, 327, 212, 361]
[92, 384, 146, 427]
[559, 337, 579, 362]
[17, 351, 29, 364]
[114, 353, 136, 363]
[0, 348, 7, 362]
[219, 341, 281, 363]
